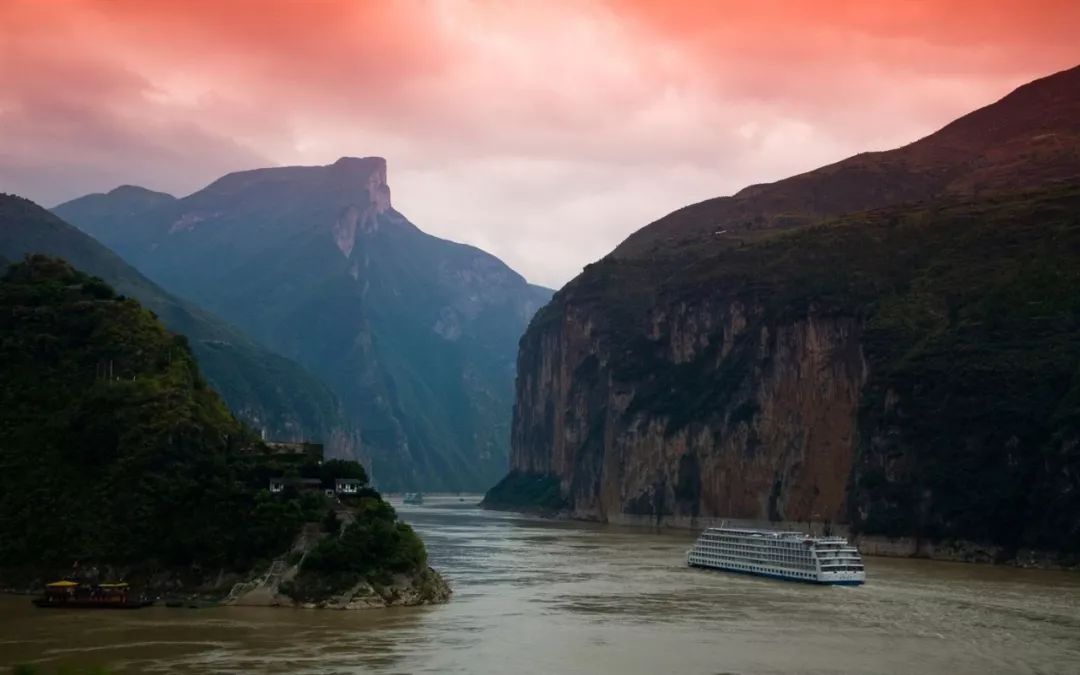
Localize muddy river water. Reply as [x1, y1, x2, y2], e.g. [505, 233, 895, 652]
[2, 496, 1079, 674]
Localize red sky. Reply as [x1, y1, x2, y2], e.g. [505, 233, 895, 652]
[1, 0, 1078, 287]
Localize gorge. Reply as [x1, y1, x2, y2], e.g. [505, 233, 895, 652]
[54, 158, 552, 491]
[487, 65, 1080, 564]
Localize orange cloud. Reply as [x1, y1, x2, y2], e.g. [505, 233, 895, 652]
[1, 0, 1077, 286]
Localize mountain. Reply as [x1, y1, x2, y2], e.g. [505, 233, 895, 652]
[615, 64, 1080, 258]
[0, 195, 361, 459]
[0, 256, 446, 608]
[0, 255, 286, 568]
[55, 158, 552, 490]
[52, 184, 177, 230]
[486, 65, 1080, 561]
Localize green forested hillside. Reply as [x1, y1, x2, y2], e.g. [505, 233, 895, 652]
[512, 184, 1080, 556]
[499, 66, 1080, 559]
[0, 256, 299, 569]
[0, 194, 361, 459]
[658, 186, 1080, 552]
[55, 159, 552, 491]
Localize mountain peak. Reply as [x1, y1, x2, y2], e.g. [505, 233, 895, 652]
[106, 184, 175, 200]
[51, 184, 176, 223]
[200, 157, 392, 213]
[331, 156, 386, 171]
[613, 63, 1080, 258]
[330, 156, 391, 212]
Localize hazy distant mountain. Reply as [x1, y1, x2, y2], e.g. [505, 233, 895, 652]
[56, 158, 552, 490]
[1, 194, 362, 460]
[490, 64, 1080, 560]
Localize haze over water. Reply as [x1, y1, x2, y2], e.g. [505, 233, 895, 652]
[2, 496, 1079, 674]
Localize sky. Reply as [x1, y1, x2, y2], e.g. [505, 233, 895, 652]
[1, 1, 1078, 288]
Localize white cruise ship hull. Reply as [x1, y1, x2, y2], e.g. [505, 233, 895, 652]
[688, 558, 865, 585]
[687, 526, 866, 586]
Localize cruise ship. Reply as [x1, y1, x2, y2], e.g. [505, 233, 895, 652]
[687, 525, 865, 585]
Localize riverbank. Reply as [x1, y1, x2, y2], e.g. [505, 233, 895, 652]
[6, 497, 1080, 674]
[480, 503, 1078, 570]
[853, 535, 1074, 570]
[0, 564, 450, 611]
[1, 512, 452, 610]
[225, 553, 450, 610]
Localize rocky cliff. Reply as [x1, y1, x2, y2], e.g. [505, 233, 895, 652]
[55, 158, 552, 491]
[224, 522, 450, 610]
[509, 299, 865, 524]
[489, 66, 1080, 561]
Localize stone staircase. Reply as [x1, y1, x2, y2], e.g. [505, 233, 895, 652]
[223, 558, 290, 605]
[222, 521, 330, 606]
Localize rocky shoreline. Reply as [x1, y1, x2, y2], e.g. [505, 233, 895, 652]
[0, 564, 451, 610]
[0, 509, 453, 610]
[225, 556, 450, 610]
[852, 536, 1074, 570]
[481, 502, 1078, 571]
[291, 567, 451, 610]
[1, 516, 452, 610]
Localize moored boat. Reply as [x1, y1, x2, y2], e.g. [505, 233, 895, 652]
[403, 492, 424, 505]
[32, 580, 154, 609]
[687, 525, 865, 585]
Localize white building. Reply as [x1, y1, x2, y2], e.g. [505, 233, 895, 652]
[335, 478, 363, 494]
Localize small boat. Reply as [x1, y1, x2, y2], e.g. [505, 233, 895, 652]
[33, 580, 154, 609]
[403, 492, 424, 505]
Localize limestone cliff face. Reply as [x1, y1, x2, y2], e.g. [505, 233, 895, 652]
[331, 157, 392, 257]
[500, 184, 1080, 561]
[229, 400, 364, 465]
[512, 294, 866, 524]
[500, 68, 1080, 560]
[55, 157, 553, 491]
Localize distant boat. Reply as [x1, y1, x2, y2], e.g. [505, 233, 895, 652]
[687, 526, 865, 585]
[403, 492, 424, 505]
[33, 580, 154, 609]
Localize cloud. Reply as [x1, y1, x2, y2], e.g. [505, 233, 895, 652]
[1, 0, 1077, 287]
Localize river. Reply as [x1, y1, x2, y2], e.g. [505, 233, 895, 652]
[2, 496, 1079, 674]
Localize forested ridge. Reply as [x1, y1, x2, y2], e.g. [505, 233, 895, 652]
[0, 256, 427, 586]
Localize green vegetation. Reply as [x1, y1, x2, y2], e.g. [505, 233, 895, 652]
[283, 495, 427, 602]
[0, 194, 360, 461]
[51, 164, 554, 492]
[0, 255, 432, 591]
[309, 458, 368, 483]
[0, 257, 298, 572]
[538, 185, 1080, 554]
[482, 471, 567, 512]
[676, 187, 1080, 553]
